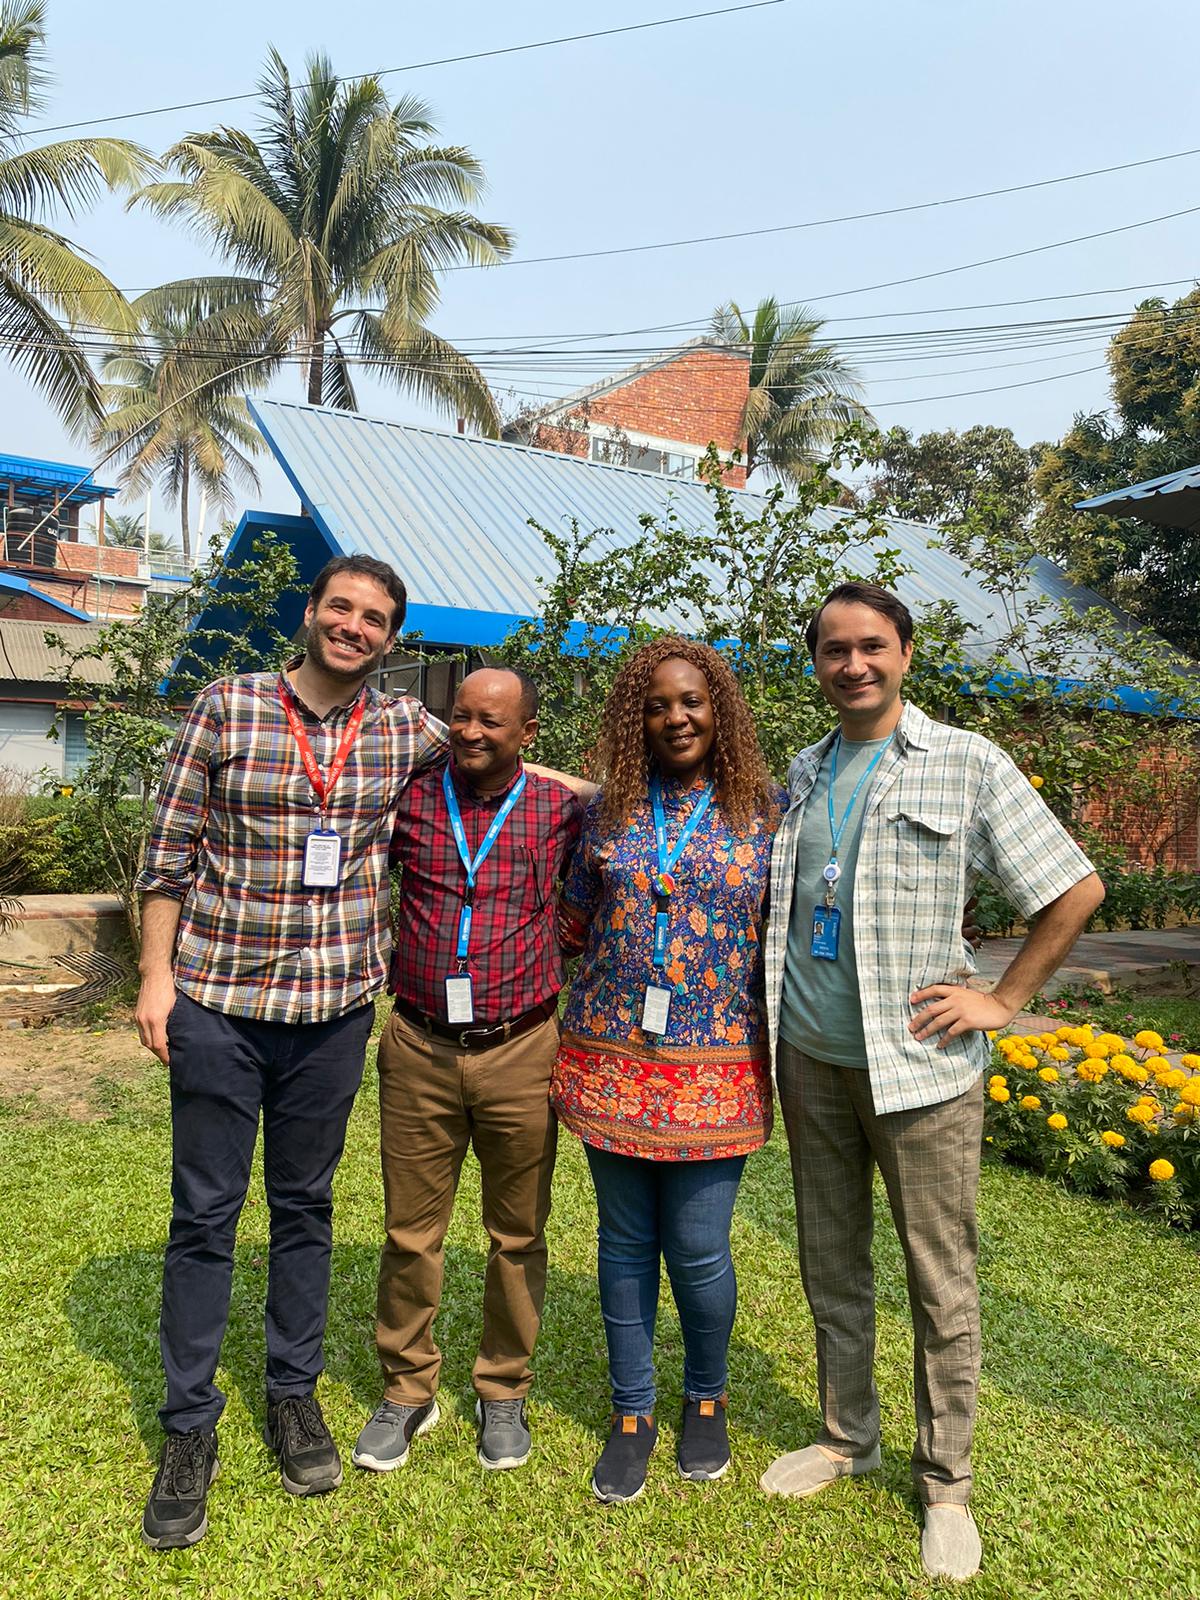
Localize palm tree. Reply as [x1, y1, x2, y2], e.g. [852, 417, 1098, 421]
[103, 511, 180, 559]
[133, 48, 513, 431]
[709, 297, 870, 486]
[0, 0, 152, 432]
[92, 284, 264, 563]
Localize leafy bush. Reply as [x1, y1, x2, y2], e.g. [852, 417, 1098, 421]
[985, 1024, 1200, 1227]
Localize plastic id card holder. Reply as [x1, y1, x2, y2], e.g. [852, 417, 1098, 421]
[641, 983, 672, 1036]
[302, 829, 343, 887]
[445, 973, 475, 1025]
[810, 904, 842, 962]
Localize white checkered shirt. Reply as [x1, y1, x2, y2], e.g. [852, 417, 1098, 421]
[765, 701, 1096, 1114]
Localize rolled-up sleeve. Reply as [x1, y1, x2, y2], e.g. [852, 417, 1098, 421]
[134, 686, 222, 901]
[967, 746, 1096, 919]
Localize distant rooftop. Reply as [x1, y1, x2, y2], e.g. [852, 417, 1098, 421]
[0, 453, 117, 507]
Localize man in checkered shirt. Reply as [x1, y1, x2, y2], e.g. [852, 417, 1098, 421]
[760, 582, 1104, 1581]
[134, 555, 448, 1550]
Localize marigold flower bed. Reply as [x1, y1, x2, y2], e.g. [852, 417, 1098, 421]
[985, 1026, 1200, 1227]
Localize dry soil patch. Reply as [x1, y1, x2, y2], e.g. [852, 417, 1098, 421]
[0, 1013, 152, 1120]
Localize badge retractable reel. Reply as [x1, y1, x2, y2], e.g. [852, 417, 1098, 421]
[810, 733, 892, 962]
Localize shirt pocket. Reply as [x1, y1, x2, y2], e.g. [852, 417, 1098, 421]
[886, 807, 961, 891]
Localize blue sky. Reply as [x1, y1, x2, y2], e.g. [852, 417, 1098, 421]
[8, 0, 1200, 536]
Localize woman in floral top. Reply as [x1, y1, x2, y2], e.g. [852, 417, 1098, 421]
[552, 637, 784, 1504]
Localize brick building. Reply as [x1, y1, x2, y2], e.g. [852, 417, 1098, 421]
[502, 338, 751, 486]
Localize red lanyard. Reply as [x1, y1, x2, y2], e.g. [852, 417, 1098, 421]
[278, 681, 367, 817]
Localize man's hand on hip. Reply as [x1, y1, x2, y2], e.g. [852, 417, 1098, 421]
[908, 984, 1016, 1047]
[136, 972, 177, 1065]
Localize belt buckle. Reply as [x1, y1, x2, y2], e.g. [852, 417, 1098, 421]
[458, 1022, 502, 1049]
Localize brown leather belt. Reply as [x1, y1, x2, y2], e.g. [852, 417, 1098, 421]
[393, 995, 557, 1051]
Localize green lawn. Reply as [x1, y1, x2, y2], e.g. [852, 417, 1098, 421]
[2, 1037, 1198, 1599]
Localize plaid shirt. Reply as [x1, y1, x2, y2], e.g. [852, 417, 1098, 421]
[765, 701, 1096, 1114]
[389, 758, 582, 1023]
[136, 662, 448, 1024]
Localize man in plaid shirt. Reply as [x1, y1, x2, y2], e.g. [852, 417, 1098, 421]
[760, 583, 1104, 1581]
[351, 666, 584, 1478]
[134, 555, 447, 1550]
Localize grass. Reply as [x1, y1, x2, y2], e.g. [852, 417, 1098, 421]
[2, 1039, 1199, 1600]
[1041, 987, 1200, 1050]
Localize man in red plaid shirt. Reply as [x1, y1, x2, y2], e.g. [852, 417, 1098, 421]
[351, 666, 585, 1477]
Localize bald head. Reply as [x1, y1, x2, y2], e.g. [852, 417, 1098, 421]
[449, 668, 540, 793]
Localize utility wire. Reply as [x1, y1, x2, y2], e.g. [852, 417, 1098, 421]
[20, 3, 784, 137]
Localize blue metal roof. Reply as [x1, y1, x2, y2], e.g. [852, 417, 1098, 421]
[1076, 463, 1200, 526]
[246, 398, 1149, 682]
[0, 452, 117, 505]
[0, 571, 91, 619]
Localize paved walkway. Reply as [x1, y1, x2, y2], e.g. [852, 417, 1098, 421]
[975, 926, 1200, 999]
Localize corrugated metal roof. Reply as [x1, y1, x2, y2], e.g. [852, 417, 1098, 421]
[1076, 463, 1200, 529]
[0, 452, 116, 505]
[247, 398, 1147, 678]
[0, 619, 111, 683]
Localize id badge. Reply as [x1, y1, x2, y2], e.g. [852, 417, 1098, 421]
[810, 904, 841, 962]
[641, 983, 672, 1036]
[445, 973, 475, 1025]
[302, 828, 343, 887]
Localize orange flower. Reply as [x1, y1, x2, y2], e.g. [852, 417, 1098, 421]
[688, 907, 708, 936]
[725, 1022, 745, 1045]
[665, 960, 685, 985]
[725, 864, 743, 887]
[632, 869, 650, 893]
[703, 969, 719, 990]
[610, 905, 627, 930]
[734, 842, 755, 867]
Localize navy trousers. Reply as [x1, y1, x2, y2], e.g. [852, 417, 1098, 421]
[159, 992, 374, 1434]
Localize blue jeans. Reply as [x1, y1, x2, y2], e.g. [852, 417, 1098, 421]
[583, 1144, 747, 1413]
[159, 993, 373, 1433]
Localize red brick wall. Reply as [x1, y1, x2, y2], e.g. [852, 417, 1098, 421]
[57, 544, 140, 578]
[0, 593, 86, 623]
[529, 347, 750, 487]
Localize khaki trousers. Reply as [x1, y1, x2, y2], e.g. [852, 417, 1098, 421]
[776, 1044, 984, 1504]
[374, 1008, 559, 1403]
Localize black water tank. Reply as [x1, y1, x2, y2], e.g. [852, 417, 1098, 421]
[4, 505, 58, 567]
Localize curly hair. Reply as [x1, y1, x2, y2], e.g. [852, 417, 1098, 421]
[592, 637, 776, 835]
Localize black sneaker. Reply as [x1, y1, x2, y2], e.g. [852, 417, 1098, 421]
[592, 1414, 657, 1504]
[677, 1395, 731, 1481]
[264, 1395, 343, 1495]
[142, 1428, 219, 1549]
[475, 1397, 532, 1470]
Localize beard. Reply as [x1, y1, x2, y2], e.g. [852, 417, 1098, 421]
[305, 621, 388, 683]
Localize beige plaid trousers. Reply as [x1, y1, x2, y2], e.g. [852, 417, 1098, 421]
[776, 1043, 984, 1504]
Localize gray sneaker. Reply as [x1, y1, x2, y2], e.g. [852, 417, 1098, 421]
[475, 1397, 531, 1470]
[351, 1398, 439, 1472]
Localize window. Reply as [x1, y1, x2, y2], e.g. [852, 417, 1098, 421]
[590, 436, 696, 479]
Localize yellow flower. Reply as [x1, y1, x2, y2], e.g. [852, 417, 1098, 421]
[1144, 1057, 1171, 1074]
[1038, 1066, 1060, 1083]
[1148, 1159, 1175, 1182]
[1029, 774, 1044, 789]
[1126, 1104, 1155, 1125]
[1160, 1068, 1187, 1091]
[989, 1085, 1011, 1103]
[1101, 1130, 1125, 1148]
[1137, 1094, 1161, 1109]
[1121, 1063, 1150, 1084]
[1173, 1103, 1194, 1124]
[988, 1074, 1007, 1088]
[1097, 1033, 1127, 1053]
[1019, 1054, 1040, 1070]
[1075, 1061, 1102, 1083]
[1020, 1095, 1042, 1110]
[1135, 1030, 1165, 1051]
[1180, 1053, 1200, 1070]
[1068, 1026, 1094, 1048]
[1049, 1046, 1071, 1062]
[1046, 1113, 1068, 1131]
[1055, 1025, 1075, 1042]
[1180, 1078, 1200, 1107]
[986, 1030, 998, 1040]
[1083, 1041, 1110, 1060]
[1110, 1054, 1136, 1072]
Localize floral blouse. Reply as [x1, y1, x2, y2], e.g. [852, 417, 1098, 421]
[551, 777, 785, 1161]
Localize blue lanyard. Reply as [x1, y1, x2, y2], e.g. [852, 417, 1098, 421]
[649, 775, 713, 969]
[826, 733, 891, 865]
[442, 763, 527, 965]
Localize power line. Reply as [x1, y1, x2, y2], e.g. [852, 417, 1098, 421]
[438, 151, 1200, 274]
[21, 3, 784, 138]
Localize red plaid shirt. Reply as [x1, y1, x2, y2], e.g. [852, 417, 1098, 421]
[389, 758, 582, 1022]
